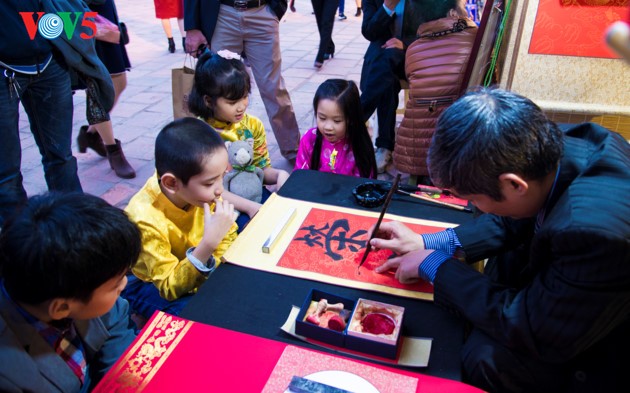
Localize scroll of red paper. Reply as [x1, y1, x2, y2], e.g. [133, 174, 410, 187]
[529, 0, 629, 58]
[278, 208, 445, 294]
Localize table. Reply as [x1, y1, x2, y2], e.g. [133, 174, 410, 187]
[96, 312, 483, 392]
[181, 170, 473, 381]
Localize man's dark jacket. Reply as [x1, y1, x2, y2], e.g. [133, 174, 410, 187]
[439, 123, 630, 391]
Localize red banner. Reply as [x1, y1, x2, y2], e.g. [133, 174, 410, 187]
[529, 0, 629, 58]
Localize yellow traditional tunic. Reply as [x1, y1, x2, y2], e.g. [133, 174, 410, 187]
[125, 174, 238, 301]
[206, 113, 271, 169]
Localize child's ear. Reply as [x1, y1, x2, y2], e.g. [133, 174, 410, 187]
[499, 173, 529, 196]
[48, 298, 72, 320]
[160, 173, 180, 194]
[203, 95, 213, 109]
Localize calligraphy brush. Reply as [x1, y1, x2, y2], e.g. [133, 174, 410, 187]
[357, 174, 401, 274]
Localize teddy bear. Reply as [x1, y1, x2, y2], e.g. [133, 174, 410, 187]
[223, 138, 264, 204]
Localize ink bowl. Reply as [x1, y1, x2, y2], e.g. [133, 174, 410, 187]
[352, 182, 387, 208]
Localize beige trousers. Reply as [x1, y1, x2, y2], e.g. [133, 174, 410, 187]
[212, 4, 300, 160]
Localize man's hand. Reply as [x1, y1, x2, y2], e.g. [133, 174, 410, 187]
[368, 221, 424, 255]
[375, 249, 435, 284]
[186, 29, 208, 56]
[381, 38, 404, 50]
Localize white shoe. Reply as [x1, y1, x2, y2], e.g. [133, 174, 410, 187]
[375, 148, 392, 174]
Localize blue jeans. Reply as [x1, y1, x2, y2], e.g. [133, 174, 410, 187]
[121, 274, 192, 319]
[0, 57, 81, 219]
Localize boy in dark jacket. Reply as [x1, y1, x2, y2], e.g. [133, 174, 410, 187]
[0, 192, 142, 392]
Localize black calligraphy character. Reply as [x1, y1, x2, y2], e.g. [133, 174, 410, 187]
[295, 220, 368, 261]
[294, 223, 329, 248]
[324, 219, 367, 261]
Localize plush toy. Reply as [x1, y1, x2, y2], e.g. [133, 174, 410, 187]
[223, 139, 264, 203]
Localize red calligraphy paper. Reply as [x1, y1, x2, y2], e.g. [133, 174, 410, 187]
[529, 0, 628, 58]
[278, 208, 444, 294]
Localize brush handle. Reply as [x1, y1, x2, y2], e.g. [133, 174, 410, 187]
[358, 174, 402, 268]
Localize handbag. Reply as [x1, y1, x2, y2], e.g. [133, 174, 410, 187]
[171, 56, 196, 119]
[94, 14, 120, 44]
[110, 0, 129, 45]
[119, 22, 129, 45]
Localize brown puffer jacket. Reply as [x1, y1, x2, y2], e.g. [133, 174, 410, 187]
[393, 17, 477, 176]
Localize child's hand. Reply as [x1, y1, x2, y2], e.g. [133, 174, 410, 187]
[245, 203, 262, 220]
[276, 170, 290, 189]
[201, 200, 235, 251]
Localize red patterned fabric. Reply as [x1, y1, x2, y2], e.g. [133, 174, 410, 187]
[95, 311, 485, 392]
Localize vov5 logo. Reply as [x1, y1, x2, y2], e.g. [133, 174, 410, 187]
[19, 12, 97, 40]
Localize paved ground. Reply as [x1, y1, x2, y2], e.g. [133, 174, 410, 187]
[18, 0, 384, 208]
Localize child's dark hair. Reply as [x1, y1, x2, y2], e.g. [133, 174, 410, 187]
[312, 79, 377, 179]
[428, 88, 564, 200]
[155, 118, 226, 185]
[187, 50, 251, 119]
[0, 192, 141, 305]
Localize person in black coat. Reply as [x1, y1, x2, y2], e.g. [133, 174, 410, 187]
[359, 0, 429, 173]
[371, 88, 630, 393]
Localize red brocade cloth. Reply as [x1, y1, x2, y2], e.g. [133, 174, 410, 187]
[94, 311, 483, 392]
[152, 0, 183, 19]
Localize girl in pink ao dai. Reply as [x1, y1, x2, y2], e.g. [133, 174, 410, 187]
[294, 79, 377, 179]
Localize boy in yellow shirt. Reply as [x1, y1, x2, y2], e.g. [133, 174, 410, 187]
[122, 118, 237, 319]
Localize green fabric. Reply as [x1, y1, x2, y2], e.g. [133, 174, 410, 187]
[233, 164, 256, 173]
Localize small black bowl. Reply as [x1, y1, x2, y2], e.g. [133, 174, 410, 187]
[352, 182, 387, 208]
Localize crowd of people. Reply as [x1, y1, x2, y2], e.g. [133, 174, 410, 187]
[1, 1, 629, 392]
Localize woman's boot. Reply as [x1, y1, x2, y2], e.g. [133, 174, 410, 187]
[168, 37, 175, 53]
[77, 125, 107, 157]
[105, 140, 136, 179]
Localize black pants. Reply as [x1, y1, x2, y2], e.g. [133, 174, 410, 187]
[462, 329, 568, 393]
[463, 256, 630, 393]
[359, 47, 405, 151]
[311, 0, 337, 62]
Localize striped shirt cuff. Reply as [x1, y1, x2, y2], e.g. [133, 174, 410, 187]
[186, 247, 216, 275]
[421, 228, 462, 255]
[418, 250, 451, 283]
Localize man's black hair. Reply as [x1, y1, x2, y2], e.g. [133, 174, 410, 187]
[428, 88, 563, 200]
